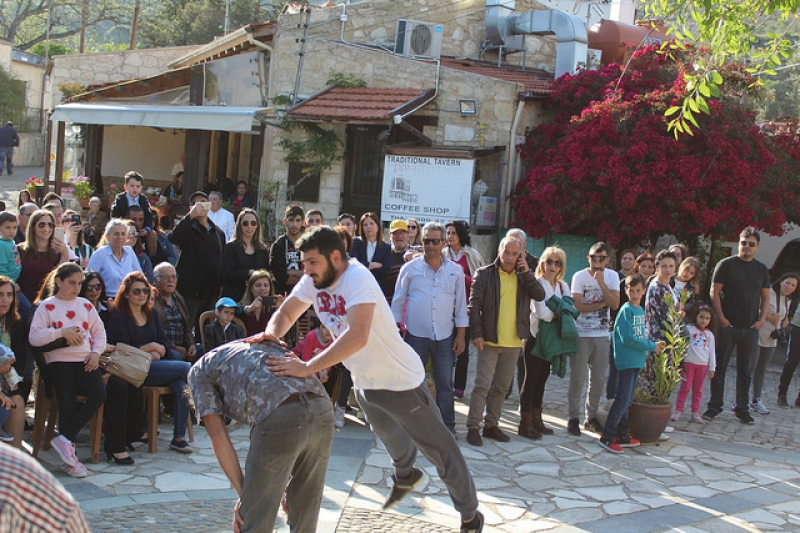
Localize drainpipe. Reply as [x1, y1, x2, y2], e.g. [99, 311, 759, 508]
[503, 98, 525, 228]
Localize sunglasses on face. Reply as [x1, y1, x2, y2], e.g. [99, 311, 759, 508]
[545, 258, 562, 267]
[740, 240, 757, 248]
[130, 287, 151, 296]
[423, 238, 442, 245]
[241, 220, 258, 227]
[37, 222, 55, 228]
[85, 283, 102, 291]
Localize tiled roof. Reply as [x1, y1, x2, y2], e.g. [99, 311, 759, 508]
[439, 57, 554, 96]
[287, 86, 435, 122]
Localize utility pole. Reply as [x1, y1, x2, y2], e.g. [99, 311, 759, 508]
[130, 0, 140, 49]
[79, 0, 88, 53]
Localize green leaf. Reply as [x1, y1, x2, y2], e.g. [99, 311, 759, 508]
[665, 106, 681, 116]
[711, 71, 723, 84]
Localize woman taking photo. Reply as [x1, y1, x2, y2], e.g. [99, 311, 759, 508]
[87, 219, 141, 298]
[222, 209, 269, 302]
[238, 270, 282, 336]
[444, 220, 485, 398]
[106, 272, 193, 456]
[29, 263, 107, 478]
[350, 212, 391, 294]
[62, 210, 93, 268]
[519, 246, 570, 439]
[17, 210, 70, 306]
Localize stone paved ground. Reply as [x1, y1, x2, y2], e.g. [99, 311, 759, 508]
[5, 168, 800, 532]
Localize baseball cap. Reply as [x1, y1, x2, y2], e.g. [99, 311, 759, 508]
[215, 297, 238, 310]
[389, 220, 408, 233]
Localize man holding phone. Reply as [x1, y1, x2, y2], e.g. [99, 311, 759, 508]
[465, 236, 544, 446]
[169, 191, 226, 330]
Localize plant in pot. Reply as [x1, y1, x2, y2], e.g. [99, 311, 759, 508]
[628, 290, 689, 442]
[67, 175, 93, 206]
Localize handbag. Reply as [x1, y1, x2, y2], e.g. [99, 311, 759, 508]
[100, 343, 152, 388]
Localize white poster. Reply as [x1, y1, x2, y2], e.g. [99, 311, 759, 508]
[381, 155, 474, 225]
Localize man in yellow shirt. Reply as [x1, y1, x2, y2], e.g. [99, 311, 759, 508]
[466, 236, 545, 446]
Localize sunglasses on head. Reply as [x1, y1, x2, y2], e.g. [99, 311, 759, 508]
[241, 220, 259, 227]
[423, 238, 442, 245]
[130, 287, 151, 296]
[37, 221, 55, 228]
[740, 240, 757, 248]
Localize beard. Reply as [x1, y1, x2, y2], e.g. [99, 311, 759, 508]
[312, 260, 338, 289]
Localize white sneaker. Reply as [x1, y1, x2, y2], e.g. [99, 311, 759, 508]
[63, 461, 88, 478]
[50, 435, 78, 467]
[670, 411, 682, 422]
[334, 406, 345, 428]
[750, 398, 770, 414]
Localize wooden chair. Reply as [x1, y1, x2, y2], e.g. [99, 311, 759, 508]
[31, 373, 104, 464]
[143, 386, 194, 453]
[198, 310, 246, 351]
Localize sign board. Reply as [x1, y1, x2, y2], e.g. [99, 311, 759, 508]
[476, 196, 497, 227]
[381, 155, 474, 225]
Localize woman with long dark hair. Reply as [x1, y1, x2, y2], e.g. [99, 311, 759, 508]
[349, 212, 391, 294]
[222, 208, 269, 302]
[17, 210, 69, 306]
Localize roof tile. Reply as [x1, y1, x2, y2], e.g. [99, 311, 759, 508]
[287, 86, 432, 122]
[439, 57, 554, 95]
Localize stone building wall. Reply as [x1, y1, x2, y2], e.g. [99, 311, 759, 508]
[48, 46, 198, 108]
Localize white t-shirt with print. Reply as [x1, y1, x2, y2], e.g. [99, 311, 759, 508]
[571, 268, 621, 337]
[293, 259, 425, 391]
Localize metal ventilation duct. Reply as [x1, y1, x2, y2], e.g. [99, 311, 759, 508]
[486, 0, 588, 78]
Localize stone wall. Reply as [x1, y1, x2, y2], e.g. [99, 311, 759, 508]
[48, 46, 198, 109]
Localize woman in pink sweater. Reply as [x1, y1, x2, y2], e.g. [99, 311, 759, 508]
[29, 262, 106, 478]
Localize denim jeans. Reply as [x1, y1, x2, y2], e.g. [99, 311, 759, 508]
[242, 394, 333, 533]
[778, 325, 800, 398]
[404, 332, 456, 429]
[603, 367, 638, 440]
[708, 326, 759, 414]
[143, 359, 191, 440]
[0, 147, 13, 174]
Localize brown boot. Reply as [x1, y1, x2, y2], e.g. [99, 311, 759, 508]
[517, 412, 542, 440]
[532, 407, 554, 435]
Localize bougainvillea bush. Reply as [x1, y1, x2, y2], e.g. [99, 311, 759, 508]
[512, 45, 800, 248]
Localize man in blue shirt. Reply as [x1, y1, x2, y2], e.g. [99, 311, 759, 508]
[391, 221, 467, 434]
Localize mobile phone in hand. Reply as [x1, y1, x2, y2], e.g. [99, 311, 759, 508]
[261, 296, 277, 308]
[70, 213, 82, 226]
[54, 227, 65, 240]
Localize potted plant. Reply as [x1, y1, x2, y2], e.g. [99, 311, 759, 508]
[628, 290, 689, 442]
[67, 175, 93, 207]
[25, 177, 44, 205]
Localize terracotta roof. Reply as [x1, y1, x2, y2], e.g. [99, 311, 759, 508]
[439, 57, 554, 96]
[287, 86, 435, 123]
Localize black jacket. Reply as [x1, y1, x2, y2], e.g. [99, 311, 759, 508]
[0, 125, 19, 148]
[269, 234, 301, 296]
[169, 216, 225, 298]
[222, 241, 269, 302]
[203, 319, 246, 352]
[349, 237, 392, 294]
[110, 192, 154, 229]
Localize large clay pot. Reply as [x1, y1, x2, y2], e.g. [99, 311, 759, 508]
[628, 401, 672, 443]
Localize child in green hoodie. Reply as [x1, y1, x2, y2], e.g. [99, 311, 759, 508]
[600, 274, 664, 454]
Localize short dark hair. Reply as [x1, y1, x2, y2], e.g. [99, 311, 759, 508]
[296, 226, 346, 260]
[285, 205, 304, 220]
[337, 213, 356, 224]
[589, 241, 610, 256]
[740, 226, 760, 243]
[126, 205, 144, 216]
[445, 220, 471, 247]
[190, 191, 208, 202]
[0, 212, 16, 225]
[42, 193, 63, 208]
[306, 209, 323, 221]
[625, 273, 646, 289]
[124, 171, 144, 184]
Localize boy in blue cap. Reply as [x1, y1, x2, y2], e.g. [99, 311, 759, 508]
[204, 297, 246, 353]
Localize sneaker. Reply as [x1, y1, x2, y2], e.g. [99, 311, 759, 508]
[50, 436, 78, 467]
[616, 435, 640, 448]
[670, 411, 682, 422]
[383, 467, 427, 510]
[583, 417, 602, 433]
[454, 388, 464, 399]
[750, 398, 769, 414]
[795, 396, 800, 408]
[598, 436, 623, 454]
[690, 413, 704, 423]
[777, 394, 789, 407]
[736, 411, 755, 425]
[63, 461, 88, 478]
[731, 401, 753, 413]
[0, 428, 13, 442]
[702, 409, 719, 421]
[334, 406, 345, 428]
[567, 418, 581, 436]
[169, 439, 194, 454]
[460, 511, 484, 533]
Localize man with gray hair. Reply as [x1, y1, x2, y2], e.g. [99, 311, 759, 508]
[15, 202, 38, 244]
[392, 221, 467, 434]
[466, 236, 544, 445]
[207, 191, 236, 241]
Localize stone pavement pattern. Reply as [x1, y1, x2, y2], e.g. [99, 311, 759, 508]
[4, 170, 800, 532]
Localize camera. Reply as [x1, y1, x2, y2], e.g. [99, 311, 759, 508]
[771, 328, 788, 346]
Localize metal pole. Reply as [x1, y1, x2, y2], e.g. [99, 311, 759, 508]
[291, 7, 312, 105]
[224, 0, 231, 35]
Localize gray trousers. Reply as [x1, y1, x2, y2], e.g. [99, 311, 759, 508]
[356, 385, 478, 521]
[467, 345, 519, 429]
[569, 336, 610, 420]
[752, 345, 778, 401]
[242, 394, 334, 533]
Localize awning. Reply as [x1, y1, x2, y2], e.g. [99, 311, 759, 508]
[50, 103, 273, 133]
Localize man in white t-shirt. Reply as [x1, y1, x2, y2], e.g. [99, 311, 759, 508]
[569, 242, 620, 437]
[255, 226, 484, 533]
[206, 191, 236, 241]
